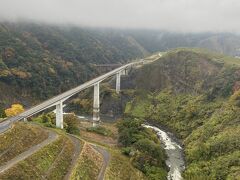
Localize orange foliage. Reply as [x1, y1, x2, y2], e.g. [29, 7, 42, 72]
[5, 104, 24, 117]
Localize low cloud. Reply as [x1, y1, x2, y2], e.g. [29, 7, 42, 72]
[0, 0, 240, 32]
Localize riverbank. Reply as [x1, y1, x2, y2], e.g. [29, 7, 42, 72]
[143, 124, 185, 180]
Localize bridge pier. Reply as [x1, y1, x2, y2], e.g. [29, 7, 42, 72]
[93, 82, 100, 126]
[56, 101, 63, 129]
[116, 72, 121, 94]
[124, 68, 128, 75]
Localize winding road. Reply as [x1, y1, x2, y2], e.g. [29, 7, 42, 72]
[91, 145, 110, 180]
[64, 135, 83, 180]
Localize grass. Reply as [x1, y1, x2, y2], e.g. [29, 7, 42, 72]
[86, 126, 113, 137]
[125, 99, 149, 118]
[0, 122, 48, 166]
[79, 121, 118, 147]
[70, 143, 103, 180]
[0, 134, 75, 180]
[105, 148, 147, 180]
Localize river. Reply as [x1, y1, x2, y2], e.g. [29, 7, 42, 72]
[142, 124, 185, 180]
[76, 115, 185, 180]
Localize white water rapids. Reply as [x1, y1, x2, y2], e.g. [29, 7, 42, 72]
[75, 115, 185, 180]
[142, 124, 185, 180]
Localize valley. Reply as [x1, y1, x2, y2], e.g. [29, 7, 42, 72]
[0, 23, 239, 180]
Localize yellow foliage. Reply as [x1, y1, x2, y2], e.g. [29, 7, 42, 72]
[10, 68, 31, 79]
[5, 104, 24, 117]
[0, 70, 12, 77]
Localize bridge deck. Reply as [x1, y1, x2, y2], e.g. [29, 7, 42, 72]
[6, 60, 143, 123]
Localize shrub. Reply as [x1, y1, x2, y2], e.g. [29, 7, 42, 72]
[134, 138, 166, 167]
[0, 107, 6, 118]
[87, 126, 112, 136]
[64, 114, 80, 135]
[122, 147, 134, 156]
[5, 104, 24, 117]
[117, 118, 168, 179]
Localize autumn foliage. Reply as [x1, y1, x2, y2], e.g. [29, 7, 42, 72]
[5, 104, 24, 117]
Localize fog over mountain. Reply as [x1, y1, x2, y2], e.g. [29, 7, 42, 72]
[0, 0, 240, 33]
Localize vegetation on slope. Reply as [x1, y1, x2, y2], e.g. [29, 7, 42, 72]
[73, 120, 147, 180]
[63, 114, 81, 135]
[105, 148, 147, 180]
[0, 106, 6, 119]
[70, 143, 103, 180]
[128, 48, 240, 97]
[126, 30, 240, 56]
[32, 113, 80, 135]
[0, 22, 147, 106]
[0, 122, 48, 166]
[0, 134, 75, 180]
[117, 118, 168, 180]
[124, 49, 240, 179]
[87, 126, 113, 137]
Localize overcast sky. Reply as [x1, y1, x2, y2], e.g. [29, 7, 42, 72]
[0, 0, 239, 32]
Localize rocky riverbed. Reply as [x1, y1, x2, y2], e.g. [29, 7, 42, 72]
[143, 124, 185, 180]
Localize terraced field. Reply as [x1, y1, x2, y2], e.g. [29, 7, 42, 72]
[70, 143, 103, 180]
[0, 122, 85, 179]
[0, 122, 49, 166]
[0, 120, 150, 180]
[0, 133, 74, 179]
[105, 149, 147, 180]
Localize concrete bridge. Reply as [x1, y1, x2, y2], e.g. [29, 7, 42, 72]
[0, 59, 146, 131]
[91, 63, 123, 73]
[92, 63, 122, 68]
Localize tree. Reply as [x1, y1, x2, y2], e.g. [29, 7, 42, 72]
[0, 107, 6, 118]
[5, 104, 24, 117]
[64, 114, 80, 135]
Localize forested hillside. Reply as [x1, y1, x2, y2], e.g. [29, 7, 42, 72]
[1, 22, 240, 108]
[125, 30, 240, 56]
[0, 22, 148, 107]
[123, 49, 240, 179]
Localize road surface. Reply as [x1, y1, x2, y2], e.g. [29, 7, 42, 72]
[64, 135, 83, 180]
[91, 145, 110, 180]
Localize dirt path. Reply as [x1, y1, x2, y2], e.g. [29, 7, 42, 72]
[64, 135, 82, 180]
[0, 129, 58, 174]
[91, 145, 110, 180]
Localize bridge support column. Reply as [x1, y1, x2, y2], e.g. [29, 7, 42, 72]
[93, 82, 100, 127]
[56, 101, 63, 129]
[116, 72, 121, 94]
[124, 68, 128, 75]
